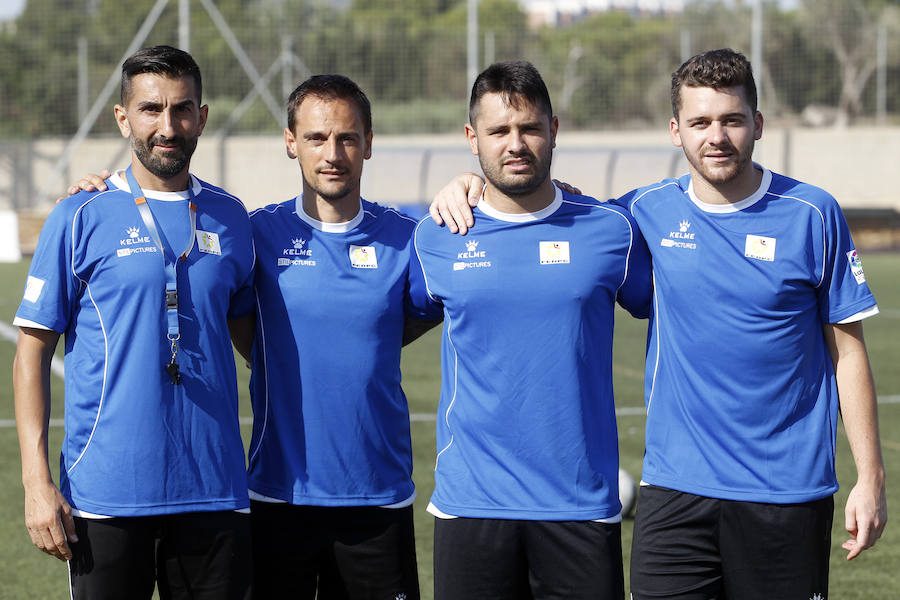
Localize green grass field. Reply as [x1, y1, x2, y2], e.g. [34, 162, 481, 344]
[0, 254, 897, 598]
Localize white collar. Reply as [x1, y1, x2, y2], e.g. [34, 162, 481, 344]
[110, 170, 200, 201]
[294, 194, 364, 233]
[477, 185, 563, 223]
[687, 164, 772, 214]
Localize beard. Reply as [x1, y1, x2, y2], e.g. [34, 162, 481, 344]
[131, 134, 198, 180]
[686, 139, 755, 186]
[301, 165, 359, 202]
[479, 148, 552, 197]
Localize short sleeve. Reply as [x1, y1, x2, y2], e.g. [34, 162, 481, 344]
[817, 200, 877, 324]
[15, 202, 80, 332]
[616, 211, 652, 319]
[405, 222, 443, 321]
[228, 227, 257, 319]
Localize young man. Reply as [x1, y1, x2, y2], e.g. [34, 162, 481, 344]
[229, 74, 439, 600]
[431, 49, 887, 600]
[13, 46, 254, 599]
[409, 61, 652, 599]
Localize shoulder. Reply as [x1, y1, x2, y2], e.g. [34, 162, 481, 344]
[617, 176, 688, 214]
[249, 198, 295, 223]
[361, 200, 419, 237]
[764, 171, 841, 216]
[193, 177, 251, 218]
[560, 191, 639, 232]
[51, 187, 128, 228]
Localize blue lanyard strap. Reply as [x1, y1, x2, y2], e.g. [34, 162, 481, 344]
[125, 166, 198, 348]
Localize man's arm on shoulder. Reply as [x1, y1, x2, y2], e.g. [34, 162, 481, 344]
[824, 320, 887, 560]
[57, 170, 111, 203]
[13, 327, 77, 561]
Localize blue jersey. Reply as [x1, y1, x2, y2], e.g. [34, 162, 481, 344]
[15, 171, 255, 516]
[620, 167, 878, 503]
[409, 188, 652, 520]
[246, 197, 435, 507]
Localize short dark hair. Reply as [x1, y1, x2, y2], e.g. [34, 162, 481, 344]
[671, 48, 757, 120]
[120, 45, 202, 105]
[469, 61, 553, 125]
[286, 74, 372, 135]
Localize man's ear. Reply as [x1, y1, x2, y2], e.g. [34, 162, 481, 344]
[114, 104, 131, 140]
[284, 127, 298, 160]
[465, 123, 478, 156]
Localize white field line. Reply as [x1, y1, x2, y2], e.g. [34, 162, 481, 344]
[0, 320, 65, 379]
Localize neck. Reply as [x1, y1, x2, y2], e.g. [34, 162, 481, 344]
[482, 176, 555, 215]
[129, 157, 190, 192]
[691, 163, 763, 205]
[301, 187, 361, 224]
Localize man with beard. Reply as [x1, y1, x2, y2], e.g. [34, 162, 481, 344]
[229, 74, 439, 599]
[431, 49, 887, 600]
[407, 61, 652, 599]
[13, 46, 254, 599]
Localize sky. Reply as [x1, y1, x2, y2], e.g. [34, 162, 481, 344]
[0, 0, 25, 21]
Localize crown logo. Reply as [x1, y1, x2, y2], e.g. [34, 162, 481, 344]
[292, 238, 306, 249]
[679, 220, 690, 233]
[126, 226, 140, 238]
[465, 240, 479, 252]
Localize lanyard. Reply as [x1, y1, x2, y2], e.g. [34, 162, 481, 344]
[125, 166, 197, 384]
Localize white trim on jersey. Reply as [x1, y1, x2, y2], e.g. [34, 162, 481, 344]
[686, 166, 772, 213]
[12, 317, 51, 330]
[477, 186, 563, 222]
[293, 195, 364, 232]
[837, 305, 880, 324]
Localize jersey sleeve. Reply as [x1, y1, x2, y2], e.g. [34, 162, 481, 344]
[817, 199, 877, 324]
[406, 221, 444, 320]
[616, 210, 652, 319]
[227, 223, 257, 320]
[15, 201, 81, 332]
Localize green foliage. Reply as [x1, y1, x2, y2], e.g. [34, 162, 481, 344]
[0, 0, 898, 136]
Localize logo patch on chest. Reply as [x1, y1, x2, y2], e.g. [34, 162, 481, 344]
[744, 234, 776, 262]
[349, 245, 378, 269]
[197, 230, 221, 255]
[539, 241, 570, 264]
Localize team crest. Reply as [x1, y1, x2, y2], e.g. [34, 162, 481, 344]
[744, 234, 776, 262]
[197, 230, 221, 255]
[539, 241, 570, 264]
[349, 245, 378, 269]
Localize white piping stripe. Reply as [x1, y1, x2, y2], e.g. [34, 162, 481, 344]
[767, 192, 828, 288]
[434, 313, 458, 470]
[246, 294, 268, 466]
[0, 321, 65, 378]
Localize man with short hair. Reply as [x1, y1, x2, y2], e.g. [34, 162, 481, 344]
[229, 74, 439, 599]
[624, 48, 885, 600]
[13, 45, 254, 599]
[409, 60, 652, 599]
[431, 48, 887, 600]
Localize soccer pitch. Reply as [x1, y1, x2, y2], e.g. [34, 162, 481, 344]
[0, 254, 897, 599]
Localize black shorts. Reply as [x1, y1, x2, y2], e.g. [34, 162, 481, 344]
[250, 501, 419, 600]
[630, 485, 833, 600]
[433, 517, 624, 600]
[68, 511, 252, 600]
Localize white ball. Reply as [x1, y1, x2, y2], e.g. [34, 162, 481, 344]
[618, 468, 637, 518]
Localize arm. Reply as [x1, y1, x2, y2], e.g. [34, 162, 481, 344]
[13, 327, 77, 561]
[56, 170, 111, 203]
[228, 314, 255, 365]
[402, 316, 442, 347]
[823, 320, 887, 560]
[428, 173, 582, 235]
[428, 173, 484, 235]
